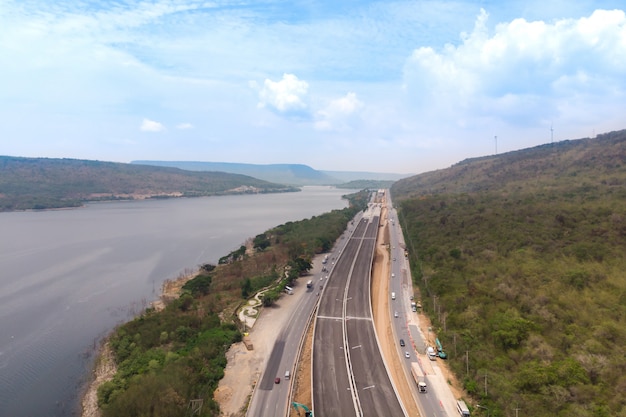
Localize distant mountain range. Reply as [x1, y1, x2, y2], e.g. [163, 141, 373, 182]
[0, 156, 297, 211]
[131, 160, 410, 186]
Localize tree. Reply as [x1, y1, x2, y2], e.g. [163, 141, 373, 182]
[241, 278, 252, 298]
[253, 233, 271, 251]
[491, 309, 534, 350]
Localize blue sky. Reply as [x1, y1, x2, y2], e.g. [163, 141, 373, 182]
[1, 0, 625, 174]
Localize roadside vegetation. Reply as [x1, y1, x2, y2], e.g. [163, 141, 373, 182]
[0, 156, 297, 211]
[392, 129, 626, 417]
[95, 190, 369, 417]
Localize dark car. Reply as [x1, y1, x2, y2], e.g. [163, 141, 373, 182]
[274, 377, 281, 384]
[399, 339, 405, 347]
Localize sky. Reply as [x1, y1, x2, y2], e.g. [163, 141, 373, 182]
[1, 0, 625, 174]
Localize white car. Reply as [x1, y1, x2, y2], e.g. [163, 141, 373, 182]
[394, 311, 399, 318]
[391, 273, 395, 278]
[405, 351, 410, 358]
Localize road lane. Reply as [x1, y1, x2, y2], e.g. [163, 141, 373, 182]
[314, 208, 405, 417]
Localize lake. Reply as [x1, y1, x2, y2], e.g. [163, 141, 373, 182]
[0, 186, 352, 416]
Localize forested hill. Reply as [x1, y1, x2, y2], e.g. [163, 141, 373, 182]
[391, 129, 626, 417]
[0, 156, 297, 211]
[393, 129, 626, 198]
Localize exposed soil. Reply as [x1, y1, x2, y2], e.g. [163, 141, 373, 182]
[372, 211, 420, 416]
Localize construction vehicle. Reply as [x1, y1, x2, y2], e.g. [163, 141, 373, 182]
[427, 346, 437, 361]
[292, 402, 313, 416]
[436, 338, 447, 359]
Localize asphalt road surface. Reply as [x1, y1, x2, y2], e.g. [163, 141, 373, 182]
[313, 206, 405, 417]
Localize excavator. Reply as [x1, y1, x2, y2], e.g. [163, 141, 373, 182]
[292, 402, 313, 417]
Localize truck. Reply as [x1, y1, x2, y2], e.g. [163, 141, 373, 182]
[411, 301, 417, 312]
[456, 400, 470, 416]
[322, 255, 328, 264]
[411, 362, 427, 393]
[306, 280, 313, 289]
[427, 346, 437, 361]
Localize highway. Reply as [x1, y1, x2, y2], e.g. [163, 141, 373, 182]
[246, 215, 359, 417]
[386, 195, 456, 417]
[313, 204, 405, 417]
[247, 190, 460, 417]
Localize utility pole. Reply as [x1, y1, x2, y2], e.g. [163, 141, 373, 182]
[514, 406, 521, 417]
[494, 135, 498, 155]
[466, 350, 469, 376]
[453, 333, 457, 357]
[484, 373, 488, 396]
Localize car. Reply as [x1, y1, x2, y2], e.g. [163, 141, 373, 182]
[393, 257, 396, 261]
[405, 351, 410, 358]
[274, 377, 281, 384]
[399, 339, 405, 347]
[391, 273, 395, 278]
[394, 311, 399, 318]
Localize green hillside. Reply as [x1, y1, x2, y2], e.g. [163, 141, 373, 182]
[391, 129, 626, 417]
[0, 156, 297, 211]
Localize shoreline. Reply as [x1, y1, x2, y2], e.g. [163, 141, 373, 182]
[80, 271, 196, 417]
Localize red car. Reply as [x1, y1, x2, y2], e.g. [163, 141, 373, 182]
[274, 377, 281, 384]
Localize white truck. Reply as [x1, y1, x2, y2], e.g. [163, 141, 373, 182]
[427, 346, 437, 361]
[456, 400, 471, 416]
[411, 363, 427, 393]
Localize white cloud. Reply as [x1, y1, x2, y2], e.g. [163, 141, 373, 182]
[315, 92, 364, 131]
[140, 119, 165, 132]
[403, 8, 626, 128]
[176, 122, 193, 130]
[255, 73, 309, 116]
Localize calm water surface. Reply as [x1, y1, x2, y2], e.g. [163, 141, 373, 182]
[0, 186, 351, 416]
